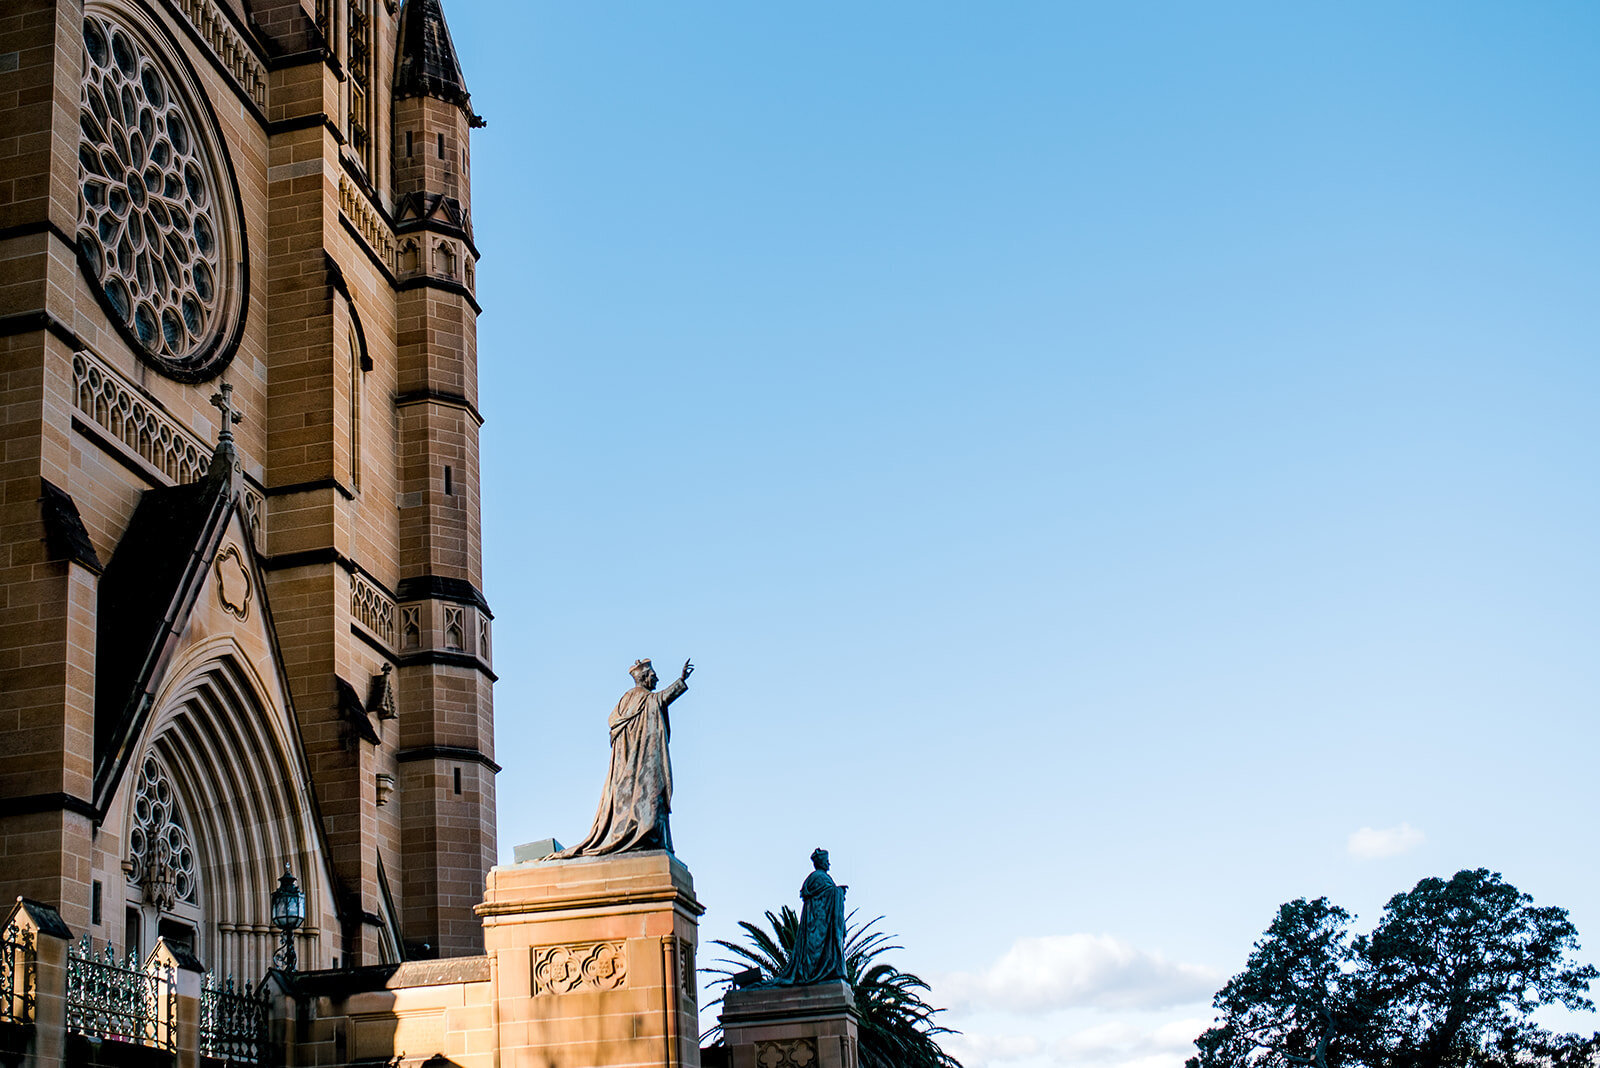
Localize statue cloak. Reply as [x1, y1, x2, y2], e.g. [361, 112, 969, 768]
[555, 677, 687, 857]
[776, 869, 848, 985]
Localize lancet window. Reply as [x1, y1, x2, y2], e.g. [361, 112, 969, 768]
[124, 755, 203, 962]
[346, 0, 374, 173]
[349, 332, 363, 492]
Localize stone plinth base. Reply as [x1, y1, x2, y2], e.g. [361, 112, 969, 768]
[476, 850, 704, 1068]
[720, 982, 861, 1068]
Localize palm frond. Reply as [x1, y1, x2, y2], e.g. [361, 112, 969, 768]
[699, 905, 962, 1067]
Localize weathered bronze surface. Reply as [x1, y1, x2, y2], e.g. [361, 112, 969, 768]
[553, 658, 694, 858]
[773, 848, 848, 986]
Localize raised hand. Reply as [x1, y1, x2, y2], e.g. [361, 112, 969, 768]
[681, 658, 694, 681]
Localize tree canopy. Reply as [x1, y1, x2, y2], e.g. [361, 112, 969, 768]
[1190, 869, 1600, 1068]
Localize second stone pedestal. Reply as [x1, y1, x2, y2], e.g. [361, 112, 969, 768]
[720, 982, 861, 1068]
[476, 850, 704, 1068]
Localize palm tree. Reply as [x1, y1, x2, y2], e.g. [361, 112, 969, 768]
[703, 907, 963, 1068]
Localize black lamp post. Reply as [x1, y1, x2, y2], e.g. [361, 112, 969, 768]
[270, 863, 305, 972]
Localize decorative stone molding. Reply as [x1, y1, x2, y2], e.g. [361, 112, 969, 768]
[71, 349, 266, 551]
[367, 663, 397, 719]
[177, 0, 267, 108]
[530, 941, 627, 996]
[241, 485, 265, 550]
[351, 571, 397, 647]
[755, 1039, 818, 1068]
[215, 543, 251, 619]
[679, 938, 695, 999]
[400, 606, 421, 650]
[339, 175, 396, 271]
[74, 349, 209, 482]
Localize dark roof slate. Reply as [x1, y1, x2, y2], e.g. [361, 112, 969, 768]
[94, 458, 233, 785]
[337, 677, 381, 745]
[393, 0, 476, 118]
[40, 479, 103, 573]
[15, 898, 74, 940]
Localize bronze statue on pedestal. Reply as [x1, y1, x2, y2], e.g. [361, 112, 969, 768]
[554, 657, 694, 858]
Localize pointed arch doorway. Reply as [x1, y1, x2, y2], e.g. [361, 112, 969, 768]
[121, 649, 336, 980]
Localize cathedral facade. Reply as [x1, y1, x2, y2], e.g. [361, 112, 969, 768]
[0, 0, 494, 987]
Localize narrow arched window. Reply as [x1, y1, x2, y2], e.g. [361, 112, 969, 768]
[346, 0, 374, 174]
[349, 332, 363, 492]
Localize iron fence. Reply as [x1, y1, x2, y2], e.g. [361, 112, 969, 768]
[64, 938, 174, 1051]
[200, 973, 269, 1065]
[1, 917, 35, 1024]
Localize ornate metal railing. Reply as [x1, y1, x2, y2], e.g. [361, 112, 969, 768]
[200, 973, 269, 1065]
[1, 917, 36, 1024]
[64, 939, 174, 1051]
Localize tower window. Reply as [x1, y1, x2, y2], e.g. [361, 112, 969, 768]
[453, 767, 462, 795]
[443, 465, 453, 496]
[347, 0, 373, 172]
[125, 907, 141, 960]
[349, 333, 363, 492]
[437, 132, 445, 159]
[92, 881, 103, 925]
[406, 130, 413, 157]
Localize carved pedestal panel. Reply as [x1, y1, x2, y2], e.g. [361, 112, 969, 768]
[476, 850, 704, 1068]
[720, 982, 860, 1068]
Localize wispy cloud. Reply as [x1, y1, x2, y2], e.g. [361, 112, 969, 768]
[1054, 1016, 1210, 1067]
[940, 1032, 1042, 1068]
[939, 934, 1218, 1013]
[947, 1017, 1210, 1068]
[1347, 822, 1425, 860]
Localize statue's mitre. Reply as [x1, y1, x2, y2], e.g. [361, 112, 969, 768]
[628, 659, 653, 681]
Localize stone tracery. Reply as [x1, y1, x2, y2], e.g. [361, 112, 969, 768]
[127, 755, 199, 910]
[76, 9, 239, 377]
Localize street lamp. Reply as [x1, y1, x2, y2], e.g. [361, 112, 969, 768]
[270, 863, 305, 972]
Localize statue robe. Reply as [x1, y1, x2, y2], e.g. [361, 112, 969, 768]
[555, 678, 687, 858]
[776, 869, 847, 985]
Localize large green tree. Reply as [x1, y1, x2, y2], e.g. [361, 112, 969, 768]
[1360, 869, 1598, 1068]
[704, 907, 962, 1068]
[1190, 870, 1599, 1068]
[1189, 898, 1365, 1068]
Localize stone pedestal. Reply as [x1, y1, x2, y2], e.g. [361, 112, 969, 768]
[720, 982, 860, 1068]
[476, 850, 704, 1068]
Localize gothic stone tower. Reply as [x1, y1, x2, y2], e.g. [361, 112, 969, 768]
[0, 0, 493, 973]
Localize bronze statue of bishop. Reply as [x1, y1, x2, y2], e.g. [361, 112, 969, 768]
[554, 657, 693, 858]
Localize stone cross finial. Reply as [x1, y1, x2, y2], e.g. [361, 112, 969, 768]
[209, 382, 243, 444]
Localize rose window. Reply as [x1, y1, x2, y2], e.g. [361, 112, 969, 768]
[128, 755, 198, 908]
[76, 11, 243, 379]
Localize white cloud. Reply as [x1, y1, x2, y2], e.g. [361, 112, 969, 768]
[1053, 1015, 1210, 1068]
[940, 1017, 1211, 1068]
[938, 934, 1219, 1013]
[940, 1032, 1042, 1067]
[1347, 822, 1425, 860]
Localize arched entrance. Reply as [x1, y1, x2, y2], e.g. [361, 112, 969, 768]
[121, 649, 334, 980]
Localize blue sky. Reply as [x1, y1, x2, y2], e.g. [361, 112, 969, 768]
[455, 3, 1600, 1064]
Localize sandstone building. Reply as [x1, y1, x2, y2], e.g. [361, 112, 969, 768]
[0, 0, 494, 987]
[0, 4, 830, 1066]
